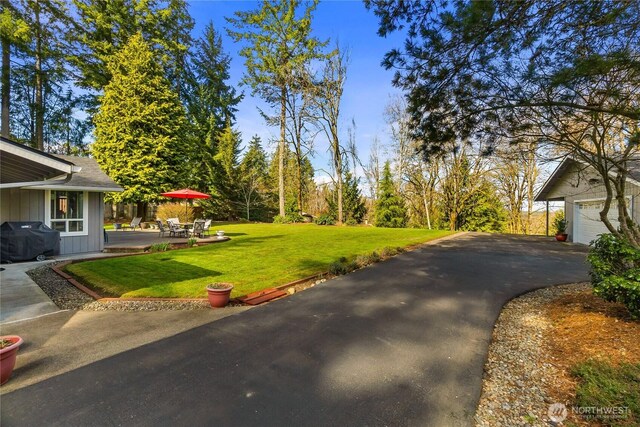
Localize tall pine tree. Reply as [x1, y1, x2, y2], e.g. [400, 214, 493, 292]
[238, 135, 271, 221]
[92, 33, 189, 219]
[327, 171, 367, 224]
[71, 0, 193, 99]
[227, 0, 326, 217]
[202, 121, 242, 220]
[186, 22, 242, 142]
[184, 21, 242, 191]
[0, 4, 29, 138]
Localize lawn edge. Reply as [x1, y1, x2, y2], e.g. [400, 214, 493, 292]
[52, 231, 462, 306]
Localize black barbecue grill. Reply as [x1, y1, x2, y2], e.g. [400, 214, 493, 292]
[0, 221, 60, 263]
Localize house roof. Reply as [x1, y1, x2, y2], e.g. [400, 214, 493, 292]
[0, 136, 80, 187]
[535, 156, 640, 202]
[23, 154, 122, 192]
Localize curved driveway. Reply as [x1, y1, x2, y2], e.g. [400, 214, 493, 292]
[2, 233, 588, 426]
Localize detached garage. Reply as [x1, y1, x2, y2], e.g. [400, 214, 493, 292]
[536, 158, 639, 245]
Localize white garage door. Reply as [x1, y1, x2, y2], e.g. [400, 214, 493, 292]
[573, 200, 620, 245]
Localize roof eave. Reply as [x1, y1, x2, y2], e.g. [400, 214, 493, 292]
[0, 139, 78, 175]
[21, 184, 124, 192]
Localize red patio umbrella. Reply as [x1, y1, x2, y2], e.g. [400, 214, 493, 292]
[161, 188, 210, 220]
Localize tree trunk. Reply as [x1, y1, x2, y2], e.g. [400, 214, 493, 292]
[296, 154, 303, 214]
[337, 169, 343, 224]
[136, 201, 148, 221]
[278, 89, 286, 217]
[331, 122, 343, 224]
[449, 211, 457, 231]
[34, 0, 44, 151]
[1, 36, 10, 138]
[422, 187, 431, 230]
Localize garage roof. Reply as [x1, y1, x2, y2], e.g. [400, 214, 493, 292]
[535, 156, 640, 202]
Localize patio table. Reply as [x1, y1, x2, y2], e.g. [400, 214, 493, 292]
[179, 223, 194, 233]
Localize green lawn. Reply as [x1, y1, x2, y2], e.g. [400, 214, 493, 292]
[572, 360, 640, 426]
[67, 223, 453, 298]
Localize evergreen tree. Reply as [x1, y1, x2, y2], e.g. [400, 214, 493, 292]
[0, 4, 29, 138]
[202, 122, 242, 220]
[9, 0, 72, 150]
[186, 22, 242, 142]
[228, 0, 326, 217]
[184, 22, 242, 191]
[92, 33, 189, 218]
[238, 135, 270, 221]
[375, 161, 407, 228]
[71, 0, 193, 97]
[327, 171, 367, 224]
[458, 179, 507, 232]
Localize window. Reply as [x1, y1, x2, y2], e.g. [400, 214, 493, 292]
[46, 190, 88, 235]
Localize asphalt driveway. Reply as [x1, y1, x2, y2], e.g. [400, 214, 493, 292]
[1, 233, 589, 426]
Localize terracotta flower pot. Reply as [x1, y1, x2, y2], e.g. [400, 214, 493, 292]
[0, 335, 23, 385]
[206, 283, 234, 308]
[555, 233, 568, 242]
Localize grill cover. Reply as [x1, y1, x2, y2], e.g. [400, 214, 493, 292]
[0, 221, 60, 262]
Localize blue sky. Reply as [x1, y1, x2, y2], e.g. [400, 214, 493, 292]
[188, 0, 406, 182]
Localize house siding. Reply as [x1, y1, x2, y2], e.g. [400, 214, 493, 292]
[545, 163, 640, 242]
[0, 188, 45, 221]
[1, 189, 105, 255]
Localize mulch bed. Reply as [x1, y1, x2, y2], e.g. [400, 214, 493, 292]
[476, 283, 639, 426]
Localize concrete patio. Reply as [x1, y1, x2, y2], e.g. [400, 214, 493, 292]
[105, 229, 230, 251]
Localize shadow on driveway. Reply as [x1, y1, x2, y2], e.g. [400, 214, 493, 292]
[1, 233, 589, 426]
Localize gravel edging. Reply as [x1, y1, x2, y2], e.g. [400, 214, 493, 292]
[474, 282, 592, 427]
[26, 263, 237, 311]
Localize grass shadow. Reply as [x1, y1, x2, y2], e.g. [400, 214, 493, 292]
[67, 259, 222, 298]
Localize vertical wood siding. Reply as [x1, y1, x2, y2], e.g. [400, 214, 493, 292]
[58, 192, 104, 254]
[0, 189, 44, 222]
[1, 189, 105, 255]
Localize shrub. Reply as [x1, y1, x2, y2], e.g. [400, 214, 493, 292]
[272, 215, 288, 224]
[273, 213, 305, 224]
[328, 261, 348, 276]
[552, 210, 567, 234]
[187, 238, 197, 248]
[345, 218, 358, 226]
[379, 246, 399, 258]
[355, 254, 374, 267]
[149, 242, 171, 252]
[315, 214, 336, 225]
[588, 234, 640, 317]
[286, 212, 304, 223]
[157, 203, 193, 222]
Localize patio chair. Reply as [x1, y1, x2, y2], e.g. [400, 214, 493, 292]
[167, 219, 187, 238]
[203, 219, 212, 236]
[167, 217, 180, 225]
[156, 220, 168, 238]
[190, 219, 205, 238]
[122, 217, 142, 231]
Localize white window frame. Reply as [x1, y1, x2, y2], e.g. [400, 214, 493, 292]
[573, 196, 632, 212]
[44, 190, 89, 237]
